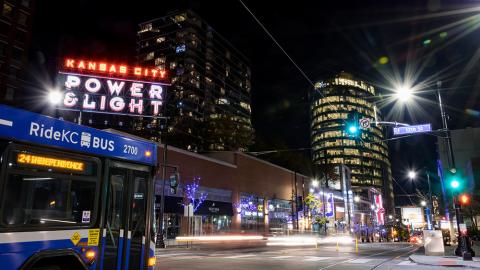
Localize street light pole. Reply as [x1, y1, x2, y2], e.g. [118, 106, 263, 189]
[436, 81, 455, 169]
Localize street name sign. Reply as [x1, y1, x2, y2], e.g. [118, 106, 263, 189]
[393, 124, 432, 136]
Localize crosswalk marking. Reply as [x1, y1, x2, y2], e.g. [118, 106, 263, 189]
[224, 254, 256, 259]
[350, 258, 373, 264]
[304, 256, 331, 261]
[270, 256, 293, 259]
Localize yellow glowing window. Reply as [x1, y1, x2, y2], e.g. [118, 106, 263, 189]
[17, 153, 85, 172]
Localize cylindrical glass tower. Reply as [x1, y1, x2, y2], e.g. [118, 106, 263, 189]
[310, 72, 393, 213]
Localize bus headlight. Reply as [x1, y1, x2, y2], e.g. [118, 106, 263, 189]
[85, 249, 96, 262]
[148, 256, 156, 267]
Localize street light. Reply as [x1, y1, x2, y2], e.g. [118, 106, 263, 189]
[394, 86, 413, 102]
[47, 90, 62, 105]
[407, 170, 416, 180]
[311, 179, 319, 188]
[354, 196, 360, 202]
[421, 201, 427, 207]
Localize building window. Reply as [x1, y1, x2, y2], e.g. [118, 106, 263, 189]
[139, 23, 152, 33]
[2, 3, 13, 19]
[145, 52, 154, 61]
[169, 62, 176, 69]
[155, 57, 166, 66]
[17, 12, 28, 26]
[175, 44, 186, 53]
[156, 36, 165, 43]
[174, 14, 186, 23]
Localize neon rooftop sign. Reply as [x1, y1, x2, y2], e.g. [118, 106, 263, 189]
[63, 58, 167, 80]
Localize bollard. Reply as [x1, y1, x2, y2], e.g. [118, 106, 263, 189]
[355, 237, 358, 253]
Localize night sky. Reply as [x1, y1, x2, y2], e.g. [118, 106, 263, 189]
[29, 0, 480, 205]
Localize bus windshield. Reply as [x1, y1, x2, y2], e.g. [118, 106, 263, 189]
[1, 146, 100, 227]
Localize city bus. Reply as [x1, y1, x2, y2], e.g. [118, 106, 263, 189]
[0, 105, 158, 270]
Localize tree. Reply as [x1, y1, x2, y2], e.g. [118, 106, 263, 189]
[182, 177, 207, 213]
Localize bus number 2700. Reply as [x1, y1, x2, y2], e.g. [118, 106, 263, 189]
[123, 145, 138, 155]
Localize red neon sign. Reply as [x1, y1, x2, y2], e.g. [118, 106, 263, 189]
[63, 58, 167, 80]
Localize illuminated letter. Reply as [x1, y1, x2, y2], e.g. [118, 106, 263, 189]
[65, 75, 81, 89]
[144, 69, 148, 76]
[119, 66, 127, 74]
[134, 67, 142, 75]
[82, 94, 96, 109]
[63, 92, 77, 107]
[150, 100, 162, 115]
[129, 99, 144, 114]
[109, 97, 125, 112]
[148, 85, 163, 99]
[130, 83, 143, 97]
[77, 61, 85, 69]
[65, 59, 75, 68]
[99, 63, 107, 72]
[88, 62, 96, 70]
[99, 95, 106, 110]
[109, 65, 117, 73]
[107, 80, 125, 95]
[85, 78, 101, 93]
[159, 70, 166, 78]
[151, 69, 158, 77]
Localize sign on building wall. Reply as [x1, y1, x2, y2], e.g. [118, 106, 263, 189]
[57, 58, 170, 117]
[325, 193, 334, 218]
[374, 194, 385, 225]
[401, 207, 425, 228]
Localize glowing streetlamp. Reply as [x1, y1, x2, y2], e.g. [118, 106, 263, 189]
[47, 90, 63, 105]
[394, 86, 413, 102]
[420, 201, 427, 207]
[354, 196, 360, 203]
[407, 170, 416, 180]
[311, 179, 319, 188]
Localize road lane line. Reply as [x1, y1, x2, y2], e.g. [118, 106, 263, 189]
[304, 256, 331, 261]
[270, 256, 293, 259]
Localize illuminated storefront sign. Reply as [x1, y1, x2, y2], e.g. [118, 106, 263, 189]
[374, 194, 385, 225]
[325, 193, 334, 218]
[17, 153, 85, 171]
[58, 58, 169, 117]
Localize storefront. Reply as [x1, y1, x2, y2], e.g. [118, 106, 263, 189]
[239, 194, 265, 232]
[267, 199, 292, 233]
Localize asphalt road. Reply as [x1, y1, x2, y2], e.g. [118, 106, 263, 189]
[154, 242, 469, 270]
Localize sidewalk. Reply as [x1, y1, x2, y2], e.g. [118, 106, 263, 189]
[410, 244, 480, 268]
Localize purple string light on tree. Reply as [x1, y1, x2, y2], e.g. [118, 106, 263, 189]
[182, 176, 207, 213]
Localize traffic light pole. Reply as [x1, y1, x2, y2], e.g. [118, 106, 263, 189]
[437, 81, 474, 258]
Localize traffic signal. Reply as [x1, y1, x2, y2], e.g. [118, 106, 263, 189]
[345, 113, 360, 137]
[459, 194, 470, 205]
[446, 169, 463, 191]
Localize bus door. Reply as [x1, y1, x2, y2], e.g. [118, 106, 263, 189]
[102, 161, 151, 270]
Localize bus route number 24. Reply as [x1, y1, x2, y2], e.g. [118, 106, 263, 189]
[123, 145, 138, 155]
